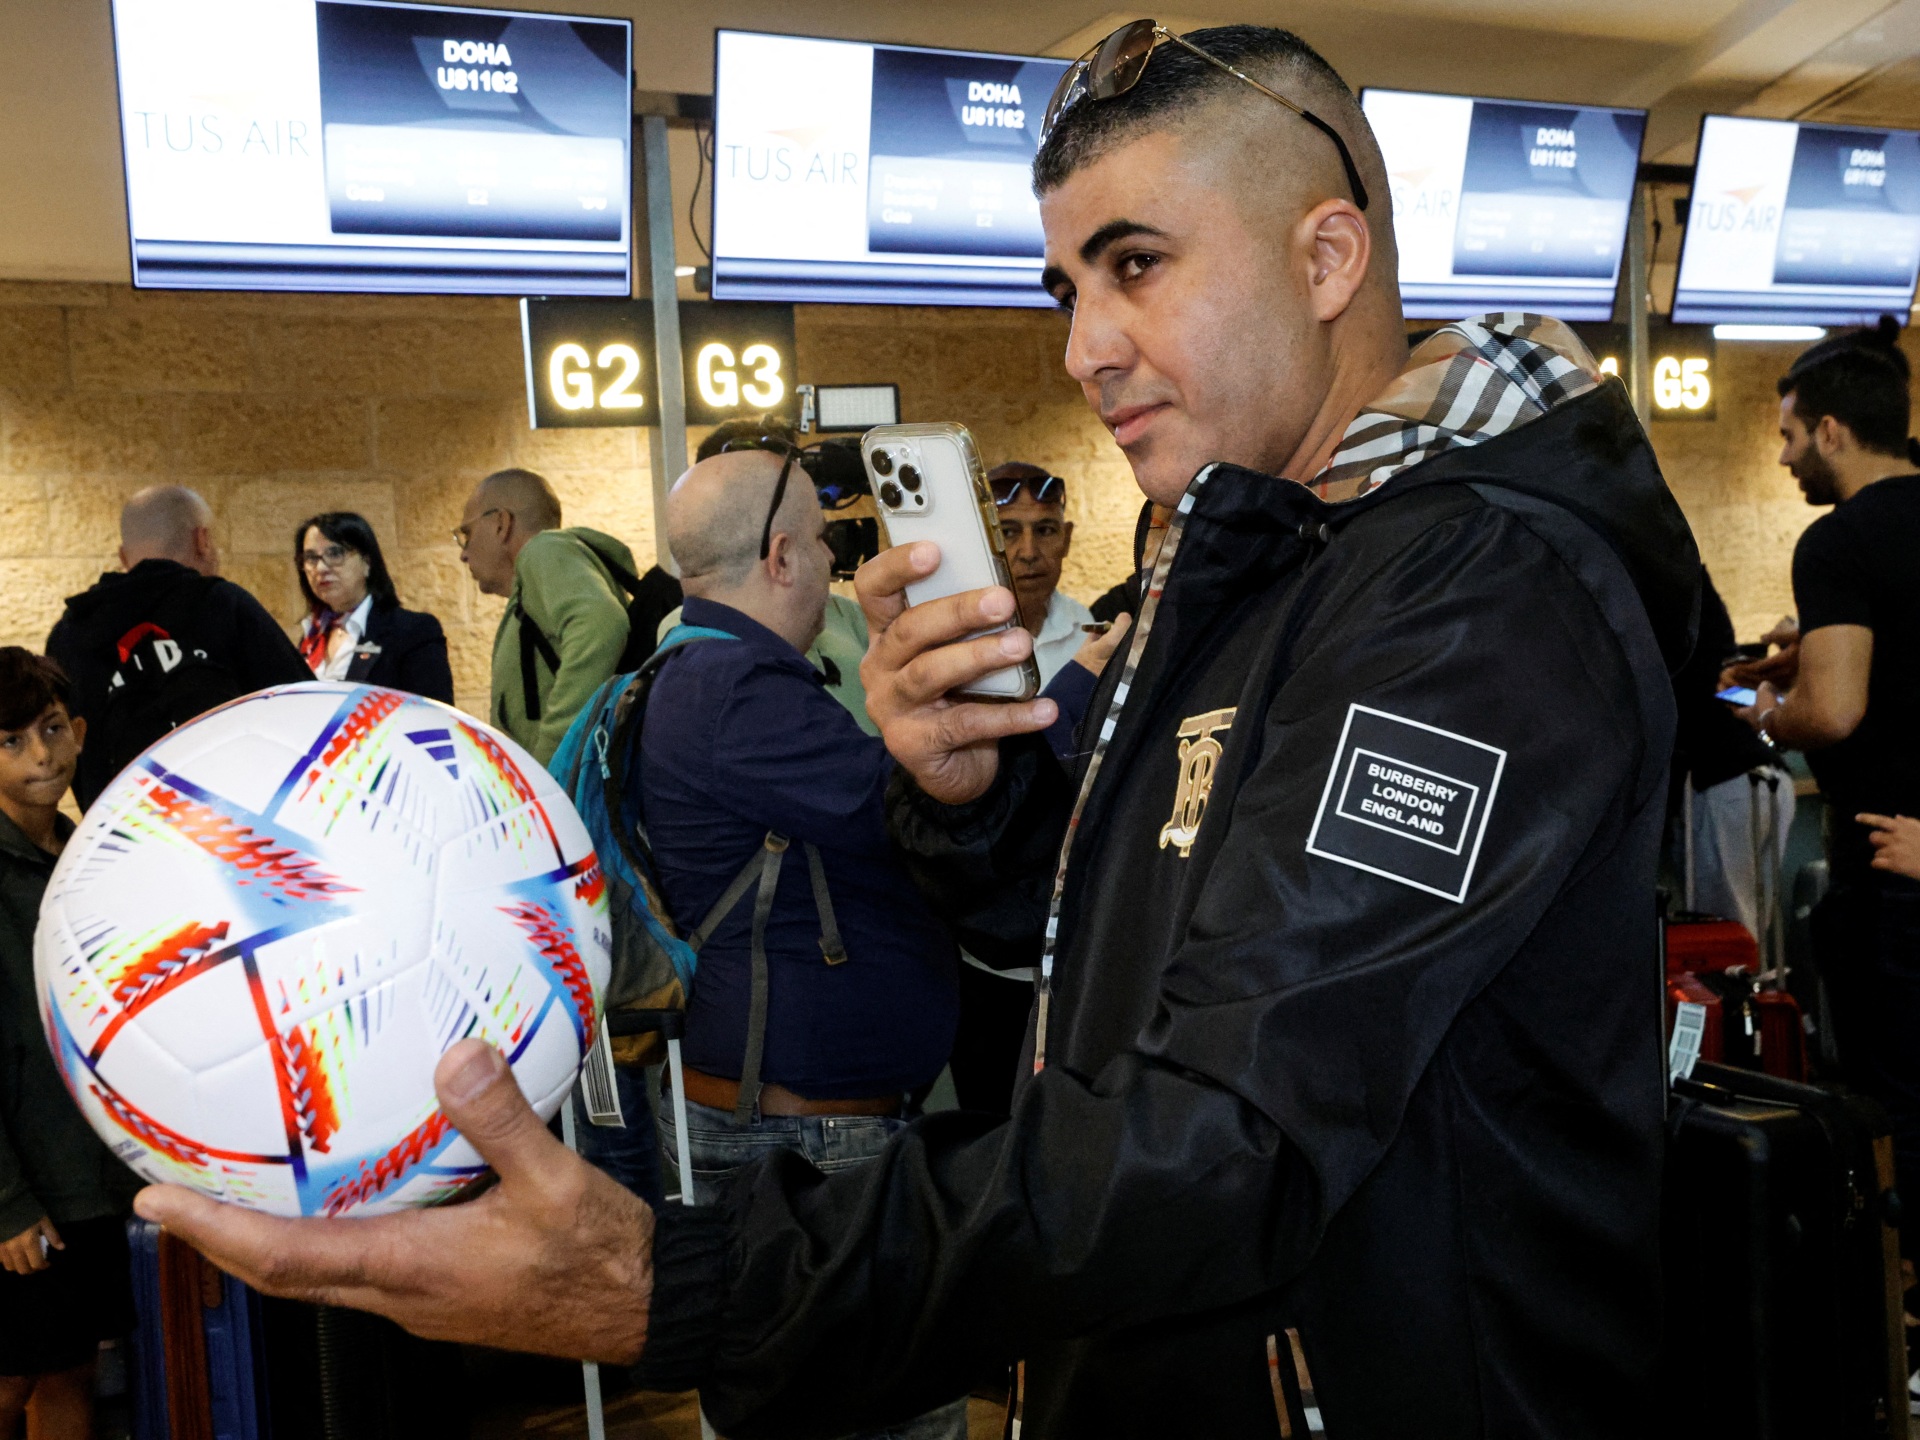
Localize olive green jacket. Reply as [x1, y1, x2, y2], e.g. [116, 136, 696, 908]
[0, 809, 138, 1237]
[490, 527, 636, 765]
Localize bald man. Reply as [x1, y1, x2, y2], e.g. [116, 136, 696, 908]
[48, 486, 308, 807]
[136, 25, 1698, 1440]
[641, 448, 969, 1437]
[458, 468, 637, 764]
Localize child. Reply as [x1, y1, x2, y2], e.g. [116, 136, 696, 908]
[0, 648, 137, 1440]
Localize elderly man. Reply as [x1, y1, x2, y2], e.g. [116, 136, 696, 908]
[138, 24, 1696, 1439]
[456, 468, 635, 765]
[47, 485, 308, 808]
[988, 462, 1094, 683]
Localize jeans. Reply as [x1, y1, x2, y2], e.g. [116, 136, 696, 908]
[572, 1062, 664, 1208]
[658, 1096, 972, 1440]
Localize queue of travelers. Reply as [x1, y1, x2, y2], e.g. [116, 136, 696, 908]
[0, 426, 1129, 1437]
[7, 19, 1920, 1438]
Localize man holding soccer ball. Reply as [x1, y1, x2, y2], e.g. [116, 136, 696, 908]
[137, 25, 1693, 1439]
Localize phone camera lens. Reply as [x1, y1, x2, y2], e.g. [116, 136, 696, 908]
[879, 481, 904, 509]
[899, 464, 922, 492]
[870, 449, 894, 476]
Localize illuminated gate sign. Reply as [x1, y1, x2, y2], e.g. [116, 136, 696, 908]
[519, 299, 798, 428]
[1571, 321, 1717, 420]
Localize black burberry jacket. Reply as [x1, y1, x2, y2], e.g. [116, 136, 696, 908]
[638, 379, 1701, 1440]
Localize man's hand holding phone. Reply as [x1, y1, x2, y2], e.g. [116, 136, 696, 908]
[857, 542, 1057, 805]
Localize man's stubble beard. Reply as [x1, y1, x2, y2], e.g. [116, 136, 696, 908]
[1796, 448, 1841, 506]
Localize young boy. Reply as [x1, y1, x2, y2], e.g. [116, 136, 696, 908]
[0, 648, 137, 1440]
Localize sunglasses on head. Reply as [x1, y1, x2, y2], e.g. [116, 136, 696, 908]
[990, 473, 1066, 507]
[716, 436, 868, 559]
[1040, 20, 1369, 212]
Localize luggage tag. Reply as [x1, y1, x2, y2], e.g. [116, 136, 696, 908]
[1669, 1000, 1708, 1082]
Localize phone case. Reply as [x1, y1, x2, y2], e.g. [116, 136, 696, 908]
[862, 422, 1041, 702]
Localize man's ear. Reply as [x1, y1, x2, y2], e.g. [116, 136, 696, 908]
[69, 714, 86, 754]
[1302, 199, 1371, 324]
[763, 531, 792, 586]
[1061, 519, 1075, 554]
[1814, 414, 1848, 457]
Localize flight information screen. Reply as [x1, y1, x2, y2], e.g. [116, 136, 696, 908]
[1673, 115, 1920, 326]
[1362, 88, 1646, 321]
[711, 30, 1070, 307]
[111, 0, 632, 295]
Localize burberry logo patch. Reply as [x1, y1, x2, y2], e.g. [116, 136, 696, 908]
[1158, 707, 1237, 858]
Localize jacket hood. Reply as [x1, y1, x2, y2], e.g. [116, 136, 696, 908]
[1172, 379, 1700, 677]
[53, 559, 205, 633]
[1374, 378, 1702, 674]
[564, 527, 637, 573]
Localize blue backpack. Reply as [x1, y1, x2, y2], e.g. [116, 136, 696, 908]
[548, 625, 848, 1118]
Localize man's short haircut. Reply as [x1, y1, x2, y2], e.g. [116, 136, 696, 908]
[0, 648, 75, 732]
[479, 468, 563, 532]
[1778, 317, 1915, 460]
[696, 414, 799, 464]
[120, 484, 213, 555]
[1032, 25, 1362, 195]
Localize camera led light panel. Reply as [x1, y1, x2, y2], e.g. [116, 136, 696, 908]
[1672, 115, 1920, 327]
[711, 30, 1070, 307]
[1361, 89, 1647, 321]
[111, 0, 632, 294]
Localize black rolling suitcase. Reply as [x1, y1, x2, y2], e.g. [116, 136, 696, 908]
[1661, 1060, 1909, 1439]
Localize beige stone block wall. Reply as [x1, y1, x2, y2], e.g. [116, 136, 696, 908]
[3, 278, 1909, 729]
[0, 283, 651, 719]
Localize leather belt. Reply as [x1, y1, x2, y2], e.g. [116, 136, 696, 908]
[678, 1066, 903, 1119]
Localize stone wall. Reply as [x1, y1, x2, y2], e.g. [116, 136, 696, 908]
[0, 283, 1125, 719]
[1, 279, 1907, 719]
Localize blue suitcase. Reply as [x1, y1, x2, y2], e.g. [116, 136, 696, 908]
[128, 1218, 269, 1440]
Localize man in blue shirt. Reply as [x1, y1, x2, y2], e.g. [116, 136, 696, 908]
[640, 444, 969, 1438]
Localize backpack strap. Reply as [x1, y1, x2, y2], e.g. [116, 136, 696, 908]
[518, 607, 561, 722]
[803, 842, 848, 965]
[683, 832, 791, 1124]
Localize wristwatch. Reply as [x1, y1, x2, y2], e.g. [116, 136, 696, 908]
[1757, 706, 1779, 749]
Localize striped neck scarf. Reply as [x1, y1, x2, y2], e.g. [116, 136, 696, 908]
[1312, 312, 1604, 502]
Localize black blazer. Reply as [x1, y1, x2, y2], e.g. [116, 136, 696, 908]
[344, 602, 454, 704]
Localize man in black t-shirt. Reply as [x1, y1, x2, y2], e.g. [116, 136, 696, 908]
[1734, 323, 1920, 1253]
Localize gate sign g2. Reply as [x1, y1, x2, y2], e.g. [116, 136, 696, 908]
[519, 299, 798, 429]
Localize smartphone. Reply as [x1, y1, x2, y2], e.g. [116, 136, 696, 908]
[1716, 685, 1759, 707]
[862, 422, 1040, 702]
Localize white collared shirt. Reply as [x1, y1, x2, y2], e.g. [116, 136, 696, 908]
[1030, 589, 1095, 687]
[304, 594, 374, 681]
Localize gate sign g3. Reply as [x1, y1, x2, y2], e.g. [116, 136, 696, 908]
[519, 299, 798, 429]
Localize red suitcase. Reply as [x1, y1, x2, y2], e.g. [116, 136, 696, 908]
[1664, 913, 1759, 975]
[1666, 971, 1725, 1066]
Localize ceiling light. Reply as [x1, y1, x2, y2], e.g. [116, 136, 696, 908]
[1712, 324, 1827, 342]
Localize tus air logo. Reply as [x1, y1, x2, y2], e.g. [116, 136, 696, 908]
[1694, 184, 1778, 236]
[722, 127, 863, 187]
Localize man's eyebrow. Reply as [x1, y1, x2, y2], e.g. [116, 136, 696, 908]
[1080, 219, 1167, 265]
[1039, 219, 1171, 298]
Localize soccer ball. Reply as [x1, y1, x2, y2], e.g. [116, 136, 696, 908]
[34, 683, 609, 1217]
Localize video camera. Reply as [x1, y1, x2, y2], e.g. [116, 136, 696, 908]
[804, 438, 880, 580]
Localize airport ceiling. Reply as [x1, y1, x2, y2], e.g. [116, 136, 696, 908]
[7, 0, 1920, 281]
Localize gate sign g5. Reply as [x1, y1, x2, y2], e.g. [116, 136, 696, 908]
[520, 299, 798, 429]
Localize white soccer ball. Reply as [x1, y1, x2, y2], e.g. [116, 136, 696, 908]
[34, 682, 609, 1217]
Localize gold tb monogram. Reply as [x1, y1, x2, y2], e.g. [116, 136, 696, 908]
[1157, 707, 1237, 857]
